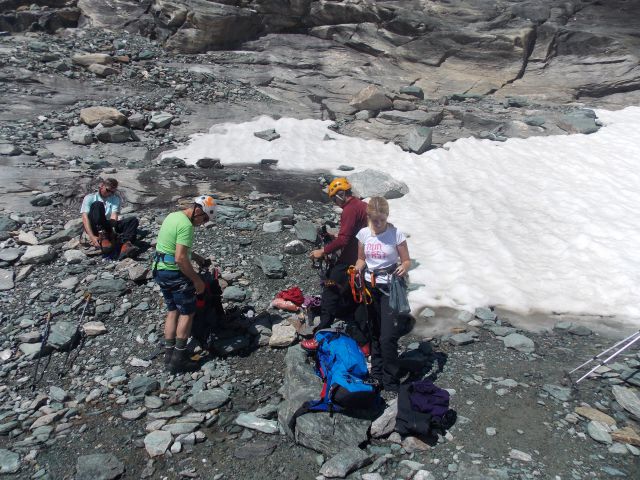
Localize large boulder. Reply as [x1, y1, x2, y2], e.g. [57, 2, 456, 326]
[349, 85, 393, 111]
[155, 0, 262, 54]
[80, 107, 126, 128]
[348, 169, 409, 199]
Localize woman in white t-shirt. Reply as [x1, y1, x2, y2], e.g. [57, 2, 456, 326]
[355, 197, 411, 395]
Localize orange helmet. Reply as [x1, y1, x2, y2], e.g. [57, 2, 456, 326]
[327, 177, 351, 197]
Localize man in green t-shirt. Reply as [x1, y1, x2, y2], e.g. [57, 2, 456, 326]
[153, 195, 217, 373]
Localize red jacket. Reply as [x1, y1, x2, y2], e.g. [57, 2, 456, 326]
[324, 197, 368, 265]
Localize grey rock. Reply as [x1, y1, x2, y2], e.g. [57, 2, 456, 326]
[488, 326, 516, 337]
[162, 422, 199, 435]
[557, 112, 599, 134]
[400, 86, 424, 99]
[612, 385, 640, 419]
[0, 144, 21, 156]
[64, 250, 86, 264]
[47, 321, 78, 350]
[30, 194, 54, 207]
[49, 386, 68, 402]
[216, 205, 248, 220]
[254, 129, 280, 141]
[88, 278, 128, 297]
[0, 248, 21, 262]
[0, 268, 14, 291]
[502, 333, 535, 353]
[68, 125, 93, 145]
[235, 413, 279, 434]
[234, 220, 257, 231]
[319, 448, 371, 478]
[294, 220, 318, 243]
[370, 399, 397, 438]
[568, 324, 592, 336]
[88, 64, 118, 77]
[158, 156, 186, 168]
[196, 157, 221, 169]
[149, 112, 174, 129]
[212, 335, 251, 355]
[587, 421, 613, 444]
[284, 240, 306, 255]
[128, 113, 146, 129]
[188, 389, 230, 412]
[95, 126, 132, 143]
[455, 462, 509, 480]
[269, 322, 297, 348]
[348, 169, 409, 199]
[129, 376, 160, 396]
[349, 85, 392, 111]
[222, 286, 246, 302]
[378, 109, 443, 126]
[449, 333, 475, 346]
[542, 384, 572, 401]
[474, 307, 497, 321]
[255, 254, 286, 279]
[406, 126, 432, 154]
[0, 449, 19, 474]
[76, 453, 124, 480]
[20, 245, 55, 265]
[262, 220, 282, 233]
[233, 441, 277, 459]
[268, 207, 294, 223]
[0, 215, 20, 232]
[144, 396, 163, 410]
[144, 430, 172, 457]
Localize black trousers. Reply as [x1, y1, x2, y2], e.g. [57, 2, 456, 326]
[367, 282, 400, 391]
[88, 201, 138, 243]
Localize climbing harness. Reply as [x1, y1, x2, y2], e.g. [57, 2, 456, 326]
[347, 266, 372, 305]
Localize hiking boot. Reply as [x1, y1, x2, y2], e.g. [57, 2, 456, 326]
[169, 348, 199, 374]
[163, 347, 174, 371]
[301, 338, 319, 352]
[118, 241, 140, 260]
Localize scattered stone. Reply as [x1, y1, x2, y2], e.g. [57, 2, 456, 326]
[568, 324, 592, 336]
[557, 112, 599, 135]
[0, 448, 20, 474]
[88, 278, 128, 297]
[88, 64, 118, 77]
[95, 126, 132, 143]
[587, 421, 613, 444]
[187, 389, 230, 412]
[319, 448, 371, 478]
[399, 86, 424, 99]
[449, 333, 475, 346]
[611, 426, 640, 446]
[542, 384, 571, 402]
[575, 407, 616, 426]
[349, 85, 392, 111]
[49, 386, 68, 402]
[72, 53, 112, 67]
[348, 169, 409, 199]
[144, 430, 172, 457]
[233, 441, 277, 459]
[222, 286, 246, 302]
[83, 321, 107, 336]
[612, 386, 640, 419]
[502, 333, 535, 353]
[370, 399, 397, 438]
[129, 376, 160, 396]
[0, 268, 14, 291]
[263, 220, 282, 233]
[64, 250, 86, 264]
[269, 322, 297, 347]
[122, 407, 146, 421]
[406, 126, 432, 154]
[235, 413, 279, 434]
[59, 276, 79, 290]
[20, 245, 55, 265]
[475, 307, 497, 321]
[196, 157, 221, 169]
[76, 453, 124, 480]
[0, 144, 21, 156]
[284, 240, 306, 255]
[402, 436, 430, 453]
[294, 220, 318, 242]
[254, 129, 280, 141]
[509, 449, 532, 462]
[47, 321, 78, 350]
[255, 254, 286, 279]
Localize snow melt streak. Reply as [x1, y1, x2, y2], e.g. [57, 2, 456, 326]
[166, 108, 640, 323]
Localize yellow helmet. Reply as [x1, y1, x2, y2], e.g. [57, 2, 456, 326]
[327, 177, 351, 197]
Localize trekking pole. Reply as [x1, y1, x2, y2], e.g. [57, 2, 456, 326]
[31, 312, 52, 390]
[568, 330, 640, 375]
[58, 292, 92, 378]
[575, 332, 640, 384]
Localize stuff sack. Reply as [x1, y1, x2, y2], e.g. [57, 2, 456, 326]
[389, 275, 411, 314]
[289, 330, 380, 429]
[191, 270, 225, 349]
[395, 379, 457, 438]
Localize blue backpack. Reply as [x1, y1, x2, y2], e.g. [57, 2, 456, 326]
[290, 330, 380, 429]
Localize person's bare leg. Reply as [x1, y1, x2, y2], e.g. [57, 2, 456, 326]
[176, 313, 194, 339]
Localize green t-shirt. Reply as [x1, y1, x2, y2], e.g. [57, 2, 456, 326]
[153, 211, 194, 271]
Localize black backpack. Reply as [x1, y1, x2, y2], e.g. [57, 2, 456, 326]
[192, 270, 225, 349]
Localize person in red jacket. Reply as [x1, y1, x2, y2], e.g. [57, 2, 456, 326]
[302, 177, 368, 349]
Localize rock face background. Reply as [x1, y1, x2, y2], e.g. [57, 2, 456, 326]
[3, 0, 639, 106]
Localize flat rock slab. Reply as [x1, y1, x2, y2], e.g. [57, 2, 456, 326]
[235, 413, 279, 434]
[502, 333, 535, 353]
[542, 384, 571, 402]
[0, 268, 14, 290]
[294, 220, 318, 242]
[0, 448, 20, 474]
[188, 389, 230, 412]
[255, 254, 286, 279]
[574, 406, 616, 426]
[233, 441, 277, 459]
[320, 447, 372, 478]
[587, 420, 612, 444]
[612, 385, 640, 419]
[254, 129, 280, 141]
[20, 245, 54, 264]
[76, 453, 124, 480]
[88, 278, 128, 296]
[144, 430, 172, 457]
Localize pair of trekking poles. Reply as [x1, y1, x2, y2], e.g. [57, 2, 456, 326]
[568, 329, 640, 384]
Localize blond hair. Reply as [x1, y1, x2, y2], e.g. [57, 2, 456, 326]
[367, 196, 389, 229]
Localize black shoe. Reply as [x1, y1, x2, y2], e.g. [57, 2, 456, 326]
[169, 348, 199, 374]
[164, 347, 174, 371]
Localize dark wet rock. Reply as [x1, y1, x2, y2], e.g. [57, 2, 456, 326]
[95, 126, 132, 143]
[254, 129, 280, 141]
[255, 254, 286, 279]
[196, 157, 222, 169]
[188, 389, 230, 412]
[348, 169, 409, 199]
[88, 278, 128, 297]
[129, 376, 160, 397]
[76, 453, 124, 480]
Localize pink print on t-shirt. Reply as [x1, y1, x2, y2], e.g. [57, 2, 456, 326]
[365, 242, 386, 260]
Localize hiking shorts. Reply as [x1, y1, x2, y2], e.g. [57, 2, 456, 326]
[154, 270, 196, 315]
